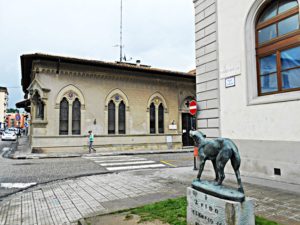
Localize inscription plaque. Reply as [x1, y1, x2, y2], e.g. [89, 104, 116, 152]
[187, 187, 255, 225]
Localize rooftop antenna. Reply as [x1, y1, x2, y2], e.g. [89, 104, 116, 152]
[120, 0, 123, 62]
[113, 0, 132, 62]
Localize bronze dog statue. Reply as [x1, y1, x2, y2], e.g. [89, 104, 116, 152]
[190, 130, 244, 193]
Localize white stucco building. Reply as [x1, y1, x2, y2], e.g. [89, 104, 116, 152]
[0, 87, 8, 129]
[194, 0, 300, 184]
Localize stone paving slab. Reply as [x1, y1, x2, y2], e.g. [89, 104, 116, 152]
[0, 173, 170, 225]
[245, 183, 300, 225]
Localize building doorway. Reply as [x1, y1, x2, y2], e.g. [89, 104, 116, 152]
[182, 113, 196, 146]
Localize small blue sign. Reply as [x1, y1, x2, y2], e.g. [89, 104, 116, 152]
[16, 114, 21, 121]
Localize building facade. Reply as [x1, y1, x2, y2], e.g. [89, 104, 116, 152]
[5, 113, 26, 128]
[194, 0, 300, 184]
[19, 53, 195, 152]
[0, 87, 8, 129]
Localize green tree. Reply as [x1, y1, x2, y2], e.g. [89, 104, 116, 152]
[6, 108, 19, 113]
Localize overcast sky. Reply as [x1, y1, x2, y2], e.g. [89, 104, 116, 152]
[0, 0, 195, 108]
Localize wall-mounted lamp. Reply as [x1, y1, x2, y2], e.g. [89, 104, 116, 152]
[93, 119, 97, 125]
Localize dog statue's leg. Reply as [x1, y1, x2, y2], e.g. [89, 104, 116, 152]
[217, 166, 225, 185]
[234, 169, 244, 193]
[197, 157, 206, 181]
[212, 159, 219, 182]
[215, 149, 231, 185]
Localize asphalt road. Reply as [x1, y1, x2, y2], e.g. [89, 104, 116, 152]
[0, 139, 107, 198]
[0, 140, 194, 198]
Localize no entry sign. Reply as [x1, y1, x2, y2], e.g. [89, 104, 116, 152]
[189, 100, 197, 116]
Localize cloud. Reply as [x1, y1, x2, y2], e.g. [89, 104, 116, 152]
[0, 0, 195, 107]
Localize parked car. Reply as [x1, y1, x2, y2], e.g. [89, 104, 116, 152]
[7, 128, 17, 133]
[1, 130, 17, 141]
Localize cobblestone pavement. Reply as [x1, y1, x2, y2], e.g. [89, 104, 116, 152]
[0, 167, 299, 225]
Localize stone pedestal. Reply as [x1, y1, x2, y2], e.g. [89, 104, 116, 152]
[187, 187, 255, 225]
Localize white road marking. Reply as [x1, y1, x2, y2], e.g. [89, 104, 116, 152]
[106, 164, 166, 171]
[95, 158, 147, 163]
[83, 155, 167, 172]
[83, 155, 132, 159]
[100, 160, 156, 166]
[2, 147, 10, 152]
[0, 147, 10, 156]
[0, 183, 37, 189]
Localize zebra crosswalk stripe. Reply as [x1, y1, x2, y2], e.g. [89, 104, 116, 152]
[106, 164, 166, 171]
[83, 155, 166, 171]
[82, 155, 132, 159]
[100, 160, 156, 167]
[94, 158, 147, 163]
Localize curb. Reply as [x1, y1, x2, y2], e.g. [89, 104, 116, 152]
[99, 149, 194, 156]
[9, 155, 81, 159]
[8, 150, 194, 159]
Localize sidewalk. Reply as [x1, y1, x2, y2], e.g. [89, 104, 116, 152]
[8, 136, 193, 159]
[0, 167, 299, 225]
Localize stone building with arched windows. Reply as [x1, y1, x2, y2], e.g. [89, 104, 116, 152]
[194, 0, 300, 184]
[18, 53, 195, 152]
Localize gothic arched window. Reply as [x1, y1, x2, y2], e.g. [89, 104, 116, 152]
[72, 98, 81, 135]
[108, 100, 116, 134]
[150, 103, 156, 134]
[158, 103, 164, 134]
[256, 0, 300, 95]
[59, 97, 69, 135]
[118, 101, 126, 134]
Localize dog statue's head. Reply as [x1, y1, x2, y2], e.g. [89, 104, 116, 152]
[189, 130, 207, 146]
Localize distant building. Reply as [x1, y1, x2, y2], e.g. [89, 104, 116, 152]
[193, 0, 300, 184]
[0, 87, 8, 129]
[5, 113, 26, 128]
[17, 53, 195, 152]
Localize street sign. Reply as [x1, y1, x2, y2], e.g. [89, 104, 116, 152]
[189, 100, 197, 116]
[15, 114, 21, 121]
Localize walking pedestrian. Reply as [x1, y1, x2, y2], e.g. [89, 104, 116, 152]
[88, 130, 96, 153]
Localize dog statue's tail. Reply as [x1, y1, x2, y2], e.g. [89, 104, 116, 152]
[229, 140, 244, 193]
[228, 140, 241, 170]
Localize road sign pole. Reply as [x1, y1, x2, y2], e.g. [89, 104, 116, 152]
[193, 146, 198, 170]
